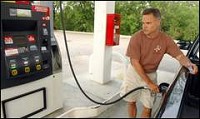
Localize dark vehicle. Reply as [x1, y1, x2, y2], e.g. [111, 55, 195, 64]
[177, 40, 192, 50]
[154, 35, 199, 118]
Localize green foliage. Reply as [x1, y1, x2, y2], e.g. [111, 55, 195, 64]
[54, 1, 94, 32]
[115, 1, 147, 35]
[54, 1, 199, 41]
[149, 1, 199, 41]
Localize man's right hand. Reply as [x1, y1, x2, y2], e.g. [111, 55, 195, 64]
[131, 59, 160, 93]
[148, 82, 159, 93]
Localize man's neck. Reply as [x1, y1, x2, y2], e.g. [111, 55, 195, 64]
[146, 30, 160, 39]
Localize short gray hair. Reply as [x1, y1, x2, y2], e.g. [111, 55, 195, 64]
[142, 8, 161, 20]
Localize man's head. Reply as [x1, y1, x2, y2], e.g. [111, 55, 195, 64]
[142, 8, 161, 36]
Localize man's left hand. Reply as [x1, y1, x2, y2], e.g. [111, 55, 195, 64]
[189, 63, 198, 74]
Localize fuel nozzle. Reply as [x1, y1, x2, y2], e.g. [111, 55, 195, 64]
[159, 82, 169, 94]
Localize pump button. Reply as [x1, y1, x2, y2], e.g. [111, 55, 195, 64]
[36, 64, 41, 70]
[25, 67, 30, 73]
[11, 69, 18, 76]
[42, 28, 48, 35]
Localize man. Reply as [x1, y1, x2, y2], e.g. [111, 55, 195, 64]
[120, 8, 198, 118]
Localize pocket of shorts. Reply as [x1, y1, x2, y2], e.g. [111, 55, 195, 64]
[120, 82, 131, 97]
[120, 82, 137, 97]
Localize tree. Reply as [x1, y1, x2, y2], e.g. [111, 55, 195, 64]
[54, 1, 94, 32]
[54, 1, 199, 41]
[140, 1, 199, 41]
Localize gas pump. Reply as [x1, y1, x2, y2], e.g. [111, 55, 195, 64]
[1, 1, 63, 118]
[1, 2, 52, 89]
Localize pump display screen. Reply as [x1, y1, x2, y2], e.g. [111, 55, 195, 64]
[9, 8, 32, 17]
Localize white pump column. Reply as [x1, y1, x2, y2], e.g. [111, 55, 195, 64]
[89, 1, 115, 84]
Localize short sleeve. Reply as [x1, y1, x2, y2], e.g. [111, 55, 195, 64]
[166, 37, 183, 58]
[126, 32, 141, 60]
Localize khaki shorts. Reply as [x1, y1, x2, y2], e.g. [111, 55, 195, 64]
[120, 64, 157, 108]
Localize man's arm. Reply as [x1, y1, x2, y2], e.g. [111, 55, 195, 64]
[165, 36, 198, 74]
[176, 54, 198, 74]
[130, 58, 159, 93]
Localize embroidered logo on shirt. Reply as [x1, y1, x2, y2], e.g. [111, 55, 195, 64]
[154, 45, 161, 52]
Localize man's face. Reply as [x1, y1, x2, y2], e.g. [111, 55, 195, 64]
[142, 13, 160, 35]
